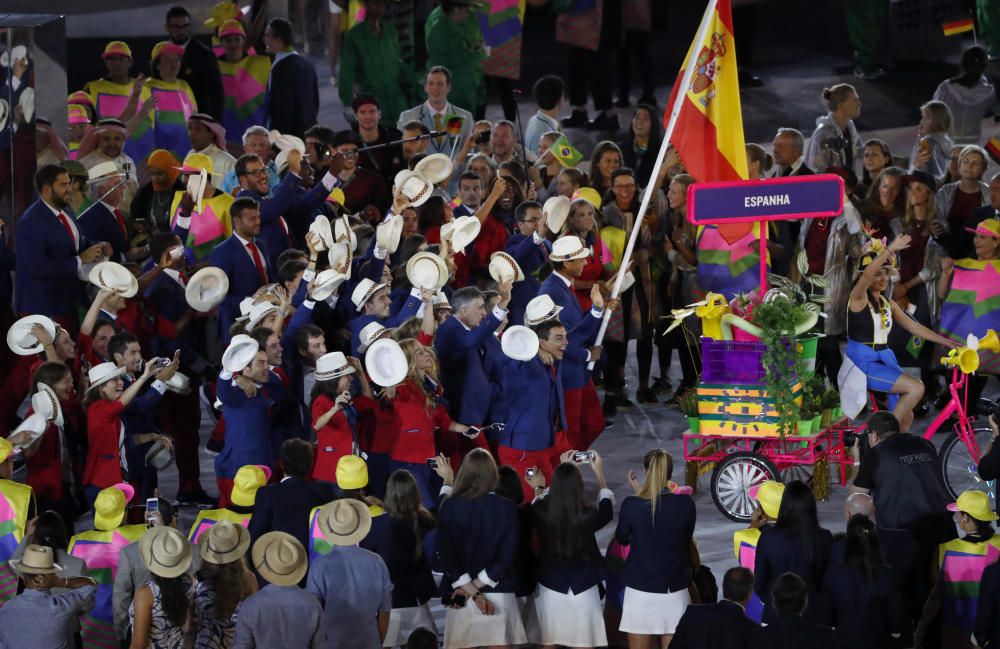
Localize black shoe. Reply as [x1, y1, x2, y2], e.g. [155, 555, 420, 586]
[177, 490, 218, 508]
[603, 397, 618, 420]
[587, 111, 620, 132]
[650, 376, 673, 394]
[914, 399, 930, 418]
[853, 65, 886, 80]
[738, 70, 764, 88]
[561, 109, 590, 129]
[615, 394, 635, 409]
[614, 96, 631, 108]
[637, 388, 658, 404]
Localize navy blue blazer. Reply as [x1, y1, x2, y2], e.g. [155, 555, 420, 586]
[215, 369, 286, 479]
[671, 600, 759, 649]
[530, 494, 612, 594]
[499, 357, 565, 451]
[435, 312, 503, 425]
[348, 290, 421, 357]
[614, 491, 696, 593]
[435, 493, 520, 594]
[383, 515, 438, 607]
[754, 526, 833, 624]
[143, 270, 203, 370]
[819, 562, 905, 649]
[248, 476, 335, 551]
[121, 375, 165, 498]
[748, 614, 836, 649]
[267, 53, 319, 139]
[539, 273, 601, 390]
[237, 172, 330, 269]
[208, 234, 274, 343]
[272, 302, 318, 445]
[504, 233, 550, 326]
[78, 202, 128, 262]
[976, 560, 1000, 649]
[14, 199, 87, 318]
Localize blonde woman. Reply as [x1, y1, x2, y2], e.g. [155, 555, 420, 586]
[910, 100, 954, 184]
[614, 449, 696, 649]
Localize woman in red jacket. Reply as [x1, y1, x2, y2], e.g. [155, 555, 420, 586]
[387, 339, 476, 508]
[310, 352, 375, 484]
[82, 360, 160, 507]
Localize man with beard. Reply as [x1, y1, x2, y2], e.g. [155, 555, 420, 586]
[77, 120, 140, 211]
[15, 165, 108, 326]
[165, 5, 224, 120]
[352, 94, 404, 185]
[221, 126, 281, 195]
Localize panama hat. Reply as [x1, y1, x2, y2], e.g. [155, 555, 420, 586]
[245, 301, 279, 331]
[9, 544, 62, 576]
[140, 526, 192, 578]
[336, 455, 369, 489]
[8, 413, 46, 450]
[185, 267, 229, 312]
[448, 216, 481, 254]
[414, 153, 454, 186]
[328, 241, 353, 275]
[88, 362, 126, 389]
[18, 87, 34, 124]
[316, 499, 372, 547]
[311, 268, 349, 302]
[543, 195, 571, 235]
[358, 322, 390, 353]
[87, 160, 126, 184]
[31, 383, 63, 428]
[221, 334, 260, 373]
[231, 464, 270, 507]
[394, 170, 434, 209]
[334, 216, 358, 252]
[145, 439, 175, 471]
[489, 251, 524, 284]
[365, 338, 408, 387]
[315, 351, 355, 383]
[747, 480, 785, 520]
[948, 490, 999, 521]
[501, 325, 539, 361]
[269, 130, 306, 155]
[549, 235, 590, 262]
[376, 214, 404, 254]
[524, 295, 563, 326]
[199, 519, 251, 565]
[275, 147, 305, 175]
[253, 531, 308, 586]
[406, 252, 448, 290]
[432, 292, 452, 311]
[7, 314, 57, 356]
[94, 483, 135, 531]
[309, 215, 334, 251]
[351, 278, 387, 312]
[89, 261, 138, 298]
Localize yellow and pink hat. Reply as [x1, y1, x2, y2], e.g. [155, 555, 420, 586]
[151, 41, 185, 62]
[218, 19, 246, 39]
[102, 41, 132, 60]
[966, 217, 1000, 239]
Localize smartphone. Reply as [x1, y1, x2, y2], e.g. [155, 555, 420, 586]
[476, 130, 491, 144]
[426, 458, 438, 469]
[461, 426, 480, 439]
[145, 498, 159, 525]
[573, 451, 595, 464]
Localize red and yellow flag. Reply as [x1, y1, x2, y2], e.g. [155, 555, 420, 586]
[943, 18, 975, 37]
[663, 0, 747, 183]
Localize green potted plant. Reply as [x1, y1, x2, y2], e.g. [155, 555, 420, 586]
[750, 297, 809, 437]
[820, 387, 839, 427]
[679, 389, 700, 433]
[797, 404, 814, 435]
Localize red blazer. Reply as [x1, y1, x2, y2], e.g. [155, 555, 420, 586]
[310, 394, 374, 483]
[23, 406, 63, 500]
[390, 380, 452, 464]
[83, 399, 125, 488]
[355, 394, 398, 456]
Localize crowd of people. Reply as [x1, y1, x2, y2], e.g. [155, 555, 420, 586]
[4, 0, 1000, 648]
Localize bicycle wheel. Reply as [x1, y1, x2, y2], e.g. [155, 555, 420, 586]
[939, 427, 995, 506]
[710, 451, 779, 523]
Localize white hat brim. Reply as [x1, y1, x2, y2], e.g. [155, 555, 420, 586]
[365, 338, 409, 387]
[406, 253, 448, 290]
[414, 153, 454, 186]
[185, 267, 230, 312]
[89, 261, 138, 298]
[7, 314, 57, 356]
[222, 335, 260, 373]
[543, 195, 571, 235]
[489, 251, 523, 284]
[450, 217, 481, 254]
[309, 216, 334, 251]
[501, 325, 540, 362]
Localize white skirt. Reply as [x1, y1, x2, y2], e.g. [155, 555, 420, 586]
[533, 584, 608, 647]
[619, 587, 691, 635]
[518, 595, 540, 645]
[443, 592, 527, 649]
[382, 603, 438, 647]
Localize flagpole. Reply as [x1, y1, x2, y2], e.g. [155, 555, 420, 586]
[588, 0, 720, 370]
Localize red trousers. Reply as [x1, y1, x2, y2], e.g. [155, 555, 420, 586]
[564, 381, 605, 450]
[158, 388, 203, 494]
[215, 478, 233, 508]
[498, 445, 557, 503]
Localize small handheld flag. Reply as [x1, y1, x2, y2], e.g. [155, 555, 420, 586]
[444, 115, 464, 135]
[986, 135, 1000, 165]
[550, 134, 583, 168]
[943, 18, 975, 37]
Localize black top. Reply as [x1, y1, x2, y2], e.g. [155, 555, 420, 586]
[830, 525, 920, 621]
[748, 613, 836, 649]
[979, 437, 1000, 482]
[614, 491, 696, 593]
[179, 38, 224, 120]
[530, 494, 613, 594]
[247, 477, 336, 551]
[754, 526, 833, 624]
[975, 560, 1000, 648]
[384, 515, 437, 607]
[820, 562, 906, 649]
[671, 600, 759, 649]
[853, 433, 951, 530]
[847, 298, 889, 345]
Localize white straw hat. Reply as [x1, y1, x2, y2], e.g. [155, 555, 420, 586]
[140, 526, 192, 578]
[185, 267, 229, 312]
[252, 531, 308, 586]
[7, 314, 56, 356]
[501, 325, 539, 361]
[488, 251, 524, 284]
[315, 351, 355, 382]
[198, 519, 251, 565]
[524, 294, 563, 326]
[308, 215, 334, 251]
[375, 214, 404, 254]
[358, 321, 389, 353]
[245, 301, 279, 331]
[394, 170, 434, 209]
[89, 261, 138, 298]
[351, 278, 387, 312]
[87, 160, 126, 184]
[31, 383, 63, 428]
[549, 235, 590, 262]
[328, 241, 353, 275]
[316, 499, 372, 546]
[543, 195, 571, 235]
[405, 252, 448, 290]
[221, 334, 260, 373]
[414, 153, 454, 186]
[311, 268, 348, 302]
[448, 215, 481, 254]
[334, 216, 358, 252]
[8, 413, 47, 450]
[88, 362, 125, 389]
[9, 544, 62, 576]
[364, 338, 408, 387]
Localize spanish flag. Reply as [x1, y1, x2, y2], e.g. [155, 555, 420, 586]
[943, 18, 975, 37]
[663, 0, 748, 183]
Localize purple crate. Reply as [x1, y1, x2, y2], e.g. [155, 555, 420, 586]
[700, 338, 766, 385]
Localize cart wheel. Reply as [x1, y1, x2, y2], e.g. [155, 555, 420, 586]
[780, 464, 814, 487]
[710, 451, 780, 523]
[939, 427, 995, 506]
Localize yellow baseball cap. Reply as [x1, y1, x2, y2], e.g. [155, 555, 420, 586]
[748, 480, 785, 520]
[336, 455, 369, 490]
[94, 483, 135, 531]
[102, 41, 132, 60]
[966, 217, 1000, 239]
[151, 41, 185, 62]
[177, 153, 214, 176]
[573, 187, 603, 210]
[231, 465, 270, 507]
[0, 437, 14, 464]
[948, 490, 998, 521]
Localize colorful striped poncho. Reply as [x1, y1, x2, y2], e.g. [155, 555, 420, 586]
[938, 536, 1000, 645]
[187, 507, 251, 543]
[218, 55, 270, 149]
[0, 481, 33, 606]
[696, 223, 767, 300]
[147, 78, 198, 160]
[939, 258, 1000, 374]
[83, 78, 155, 166]
[169, 190, 235, 260]
[476, 0, 526, 80]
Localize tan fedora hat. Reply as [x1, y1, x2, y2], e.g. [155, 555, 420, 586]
[9, 544, 63, 576]
[140, 526, 193, 578]
[316, 498, 372, 547]
[198, 519, 251, 565]
[488, 251, 524, 284]
[252, 531, 308, 586]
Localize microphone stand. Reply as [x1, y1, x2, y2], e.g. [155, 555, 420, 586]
[356, 131, 454, 154]
[75, 172, 132, 219]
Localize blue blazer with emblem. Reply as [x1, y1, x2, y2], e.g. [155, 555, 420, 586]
[505, 233, 551, 326]
[14, 199, 89, 318]
[348, 290, 422, 357]
[215, 369, 286, 479]
[499, 357, 566, 451]
[539, 273, 602, 389]
[208, 234, 274, 343]
[78, 202, 128, 262]
[435, 312, 503, 425]
[237, 172, 330, 269]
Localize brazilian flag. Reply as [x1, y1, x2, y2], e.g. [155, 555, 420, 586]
[550, 134, 583, 168]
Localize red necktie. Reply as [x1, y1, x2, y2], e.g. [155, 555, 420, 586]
[113, 208, 128, 240]
[56, 212, 75, 246]
[178, 271, 189, 286]
[246, 241, 268, 285]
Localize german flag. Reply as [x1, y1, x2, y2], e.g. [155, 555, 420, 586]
[444, 115, 464, 135]
[986, 136, 1000, 164]
[943, 18, 975, 36]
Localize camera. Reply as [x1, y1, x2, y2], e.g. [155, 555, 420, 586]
[525, 467, 536, 479]
[822, 136, 848, 151]
[426, 458, 438, 469]
[154, 358, 171, 369]
[573, 451, 595, 464]
[476, 130, 491, 144]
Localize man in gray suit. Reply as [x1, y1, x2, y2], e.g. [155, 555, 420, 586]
[396, 66, 474, 156]
[112, 499, 201, 642]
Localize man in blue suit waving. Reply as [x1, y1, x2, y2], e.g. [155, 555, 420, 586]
[15, 165, 108, 328]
